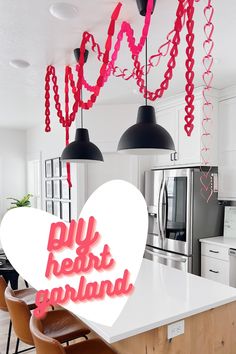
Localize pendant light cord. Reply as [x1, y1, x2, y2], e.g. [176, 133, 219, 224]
[145, 39, 148, 106]
[81, 88, 84, 128]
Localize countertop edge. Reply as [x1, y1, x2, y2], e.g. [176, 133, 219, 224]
[199, 237, 236, 248]
[85, 296, 236, 344]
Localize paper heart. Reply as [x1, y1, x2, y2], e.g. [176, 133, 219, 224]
[204, 5, 214, 24]
[0, 180, 148, 327]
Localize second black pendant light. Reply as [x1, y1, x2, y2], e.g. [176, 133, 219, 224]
[117, 0, 175, 155]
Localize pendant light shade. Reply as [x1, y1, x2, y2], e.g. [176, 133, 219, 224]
[136, 0, 157, 16]
[61, 128, 104, 163]
[117, 105, 175, 155]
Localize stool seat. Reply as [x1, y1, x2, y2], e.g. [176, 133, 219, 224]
[64, 339, 115, 354]
[14, 288, 36, 310]
[42, 309, 90, 343]
[30, 315, 117, 354]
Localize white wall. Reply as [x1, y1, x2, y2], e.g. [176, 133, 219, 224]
[26, 103, 152, 216]
[0, 128, 26, 220]
[26, 118, 80, 218]
[84, 103, 139, 152]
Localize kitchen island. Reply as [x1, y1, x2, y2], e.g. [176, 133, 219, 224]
[81, 259, 236, 354]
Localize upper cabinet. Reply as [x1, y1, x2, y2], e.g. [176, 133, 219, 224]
[218, 92, 236, 200]
[153, 89, 219, 168]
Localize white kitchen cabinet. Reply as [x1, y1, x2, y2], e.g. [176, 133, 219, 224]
[200, 239, 230, 285]
[154, 89, 218, 168]
[201, 255, 229, 285]
[218, 96, 236, 200]
[154, 107, 178, 166]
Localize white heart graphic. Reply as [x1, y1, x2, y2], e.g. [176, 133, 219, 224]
[0, 180, 148, 326]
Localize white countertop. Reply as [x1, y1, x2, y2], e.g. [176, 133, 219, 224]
[81, 258, 236, 343]
[200, 236, 236, 249]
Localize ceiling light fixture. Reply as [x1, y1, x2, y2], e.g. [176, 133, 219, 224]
[9, 59, 30, 69]
[136, 0, 157, 16]
[61, 49, 104, 163]
[49, 3, 79, 20]
[117, 0, 175, 155]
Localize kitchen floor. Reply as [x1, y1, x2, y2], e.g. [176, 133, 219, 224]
[0, 311, 35, 354]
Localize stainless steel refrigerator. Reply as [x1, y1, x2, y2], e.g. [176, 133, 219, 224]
[144, 168, 223, 275]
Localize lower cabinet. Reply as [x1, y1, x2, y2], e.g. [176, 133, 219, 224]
[201, 242, 230, 285]
[201, 255, 229, 285]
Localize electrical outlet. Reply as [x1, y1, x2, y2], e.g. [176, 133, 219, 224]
[167, 320, 185, 340]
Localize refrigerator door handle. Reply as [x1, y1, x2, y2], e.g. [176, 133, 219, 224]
[145, 248, 187, 263]
[159, 180, 166, 239]
[164, 184, 168, 233]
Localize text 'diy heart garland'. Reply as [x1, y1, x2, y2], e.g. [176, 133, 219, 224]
[34, 216, 134, 319]
[200, 0, 215, 202]
[0, 180, 148, 326]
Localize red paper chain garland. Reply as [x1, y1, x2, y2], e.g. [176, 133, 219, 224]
[200, 0, 215, 202]
[184, 0, 195, 136]
[45, 0, 191, 124]
[44, 0, 199, 187]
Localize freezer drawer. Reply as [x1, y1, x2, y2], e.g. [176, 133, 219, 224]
[144, 246, 191, 272]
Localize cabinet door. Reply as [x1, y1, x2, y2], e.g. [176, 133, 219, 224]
[218, 150, 236, 200]
[154, 107, 178, 167]
[177, 101, 201, 166]
[218, 98, 236, 200]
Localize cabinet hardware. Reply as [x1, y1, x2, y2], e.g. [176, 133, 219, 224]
[170, 153, 173, 161]
[209, 250, 219, 254]
[174, 152, 178, 161]
[209, 269, 219, 274]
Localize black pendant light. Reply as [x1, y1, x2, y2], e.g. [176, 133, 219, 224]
[136, 0, 157, 16]
[117, 0, 175, 155]
[61, 49, 104, 163]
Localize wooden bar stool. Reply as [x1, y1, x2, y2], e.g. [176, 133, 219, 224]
[30, 314, 116, 354]
[0, 276, 36, 354]
[5, 285, 91, 354]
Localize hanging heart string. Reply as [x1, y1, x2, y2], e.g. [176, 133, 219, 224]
[200, 0, 215, 202]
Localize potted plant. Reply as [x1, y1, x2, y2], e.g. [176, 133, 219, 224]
[7, 194, 33, 209]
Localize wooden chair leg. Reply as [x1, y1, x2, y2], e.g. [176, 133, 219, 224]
[5, 320, 12, 354]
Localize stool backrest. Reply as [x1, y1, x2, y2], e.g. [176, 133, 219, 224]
[5, 286, 33, 345]
[30, 315, 65, 354]
[0, 276, 7, 311]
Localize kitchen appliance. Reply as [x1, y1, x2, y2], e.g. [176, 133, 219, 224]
[224, 207, 236, 238]
[144, 168, 223, 274]
[229, 248, 236, 287]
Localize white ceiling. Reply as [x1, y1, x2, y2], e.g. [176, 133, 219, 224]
[0, 0, 235, 129]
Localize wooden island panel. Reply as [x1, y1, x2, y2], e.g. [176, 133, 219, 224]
[110, 302, 236, 354]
